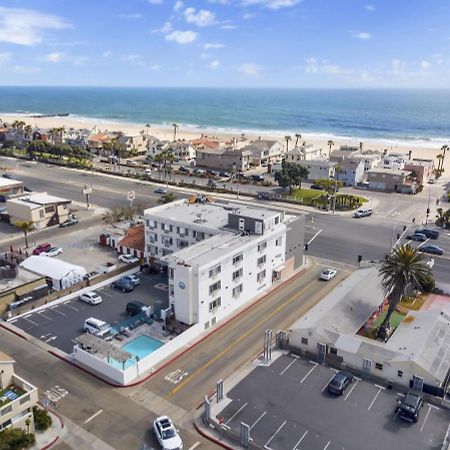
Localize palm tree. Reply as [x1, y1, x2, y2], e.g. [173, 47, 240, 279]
[327, 139, 334, 156]
[294, 133, 301, 148]
[15, 221, 34, 248]
[24, 125, 33, 142]
[172, 123, 179, 142]
[145, 123, 151, 138]
[285, 135, 292, 153]
[359, 141, 363, 152]
[442, 144, 448, 171]
[378, 245, 430, 335]
[436, 154, 443, 173]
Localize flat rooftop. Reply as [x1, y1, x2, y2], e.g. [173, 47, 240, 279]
[8, 192, 71, 207]
[0, 178, 23, 188]
[0, 266, 45, 295]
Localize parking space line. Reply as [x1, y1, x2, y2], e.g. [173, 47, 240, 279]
[63, 303, 79, 311]
[250, 411, 267, 430]
[420, 405, 432, 432]
[100, 289, 113, 298]
[187, 443, 200, 450]
[323, 441, 331, 450]
[322, 373, 336, 392]
[292, 431, 308, 450]
[10, 319, 17, 324]
[280, 358, 296, 375]
[51, 307, 66, 316]
[300, 362, 318, 383]
[38, 311, 53, 321]
[225, 402, 248, 425]
[23, 316, 38, 326]
[84, 409, 103, 424]
[264, 420, 286, 450]
[368, 386, 384, 410]
[344, 379, 360, 400]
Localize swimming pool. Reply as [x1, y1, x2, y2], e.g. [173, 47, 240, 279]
[107, 335, 164, 370]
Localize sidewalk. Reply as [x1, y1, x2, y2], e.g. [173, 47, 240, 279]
[31, 408, 65, 450]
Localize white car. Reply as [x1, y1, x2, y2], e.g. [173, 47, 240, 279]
[320, 268, 337, 281]
[119, 254, 140, 264]
[42, 247, 63, 257]
[153, 416, 183, 450]
[79, 292, 103, 305]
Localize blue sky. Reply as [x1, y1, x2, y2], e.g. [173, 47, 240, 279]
[0, 0, 450, 87]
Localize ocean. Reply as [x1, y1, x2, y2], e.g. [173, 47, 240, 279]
[1, 87, 450, 147]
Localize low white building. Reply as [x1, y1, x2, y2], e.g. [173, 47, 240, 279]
[288, 267, 450, 394]
[380, 153, 409, 170]
[144, 197, 305, 329]
[20, 256, 87, 291]
[285, 144, 325, 162]
[283, 159, 337, 181]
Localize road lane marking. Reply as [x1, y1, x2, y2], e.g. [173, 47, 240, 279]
[250, 411, 267, 430]
[280, 358, 296, 375]
[368, 386, 384, 410]
[165, 275, 324, 399]
[264, 420, 286, 450]
[225, 402, 248, 425]
[420, 405, 432, 432]
[300, 363, 318, 384]
[323, 441, 331, 450]
[84, 409, 103, 424]
[187, 443, 200, 450]
[344, 378, 360, 400]
[322, 373, 336, 392]
[292, 430, 308, 450]
[307, 229, 322, 245]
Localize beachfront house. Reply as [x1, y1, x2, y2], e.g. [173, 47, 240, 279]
[196, 147, 252, 171]
[277, 159, 336, 181]
[87, 133, 114, 155]
[116, 134, 146, 155]
[335, 158, 365, 186]
[367, 168, 416, 193]
[285, 144, 325, 162]
[404, 158, 435, 185]
[242, 139, 283, 166]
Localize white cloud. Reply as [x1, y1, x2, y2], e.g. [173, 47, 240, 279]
[11, 65, 40, 74]
[45, 52, 65, 62]
[200, 53, 212, 59]
[209, 60, 220, 69]
[118, 13, 142, 19]
[240, 0, 299, 10]
[420, 60, 431, 69]
[239, 63, 262, 78]
[152, 22, 173, 33]
[391, 58, 405, 75]
[243, 13, 256, 19]
[120, 54, 142, 62]
[184, 8, 216, 27]
[365, 5, 375, 11]
[149, 64, 161, 70]
[0, 52, 11, 63]
[174, 1, 184, 11]
[0, 7, 71, 46]
[322, 64, 353, 75]
[149, 0, 164, 4]
[203, 43, 225, 49]
[165, 30, 198, 44]
[102, 50, 113, 58]
[352, 32, 372, 40]
[221, 24, 237, 30]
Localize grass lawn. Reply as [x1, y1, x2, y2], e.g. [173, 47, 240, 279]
[336, 194, 368, 204]
[289, 188, 325, 204]
[371, 310, 405, 329]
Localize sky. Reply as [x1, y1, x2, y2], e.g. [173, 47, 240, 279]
[0, 0, 450, 87]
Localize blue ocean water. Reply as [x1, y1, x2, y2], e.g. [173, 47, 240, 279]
[1, 87, 450, 146]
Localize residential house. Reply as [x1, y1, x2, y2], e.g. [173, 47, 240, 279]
[64, 129, 90, 147]
[380, 153, 409, 170]
[242, 139, 283, 166]
[404, 159, 435, 185]
[116, 134, 146, 155]
[87, 133, 114, 154]
[0, 351, 39, 432]
[285, 144, 325, 162]
[7, 192, 72, 229]
[167, 141, 196, 162]
[196, 147, 252, 171]
[330, 148, 382, 173]
[278, 159, 336, 181]
[191, 137, 221, 151]
[118, 224, 145, 260]
[367, 168, 416, 193]
[335, 158, 365, 186]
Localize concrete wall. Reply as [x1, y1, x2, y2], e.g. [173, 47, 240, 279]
[285, 215, 305, 270]
[0, 276, 47, 315]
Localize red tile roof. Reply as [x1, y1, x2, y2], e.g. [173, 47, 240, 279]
[119, 224, 145, 252]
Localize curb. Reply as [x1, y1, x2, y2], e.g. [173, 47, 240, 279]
[194, 420, 235, 450]
[36, 403, 65, 450]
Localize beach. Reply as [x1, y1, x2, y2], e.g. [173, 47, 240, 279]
[3, 113, 450, 174]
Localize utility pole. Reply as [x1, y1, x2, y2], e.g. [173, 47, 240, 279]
[332, 179, 337, 214]
[425, 189, 431, 225]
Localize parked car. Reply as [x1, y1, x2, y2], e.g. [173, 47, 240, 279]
[123, 274, 140, 286]
[310, 184, 324, 190]
[219, 171, 230, 178]
[327, 371, 353, 395]
[178, 166, 189, 173]
[419, 244, 444, 255]
[207, 179, 217, 188]
[119, 254, 140, 264]
[194, 168, 206, 175]
[59, 216, 78, 228]
[395, 392, 424, 423]
[79, 292, 103, 305]
[24, 186, 33, 192]
[415, 228, 439, 239]
[406, 233, 427, 242]
[2, 173, 13, 179]
[126, 300, 148, 316]
[257, 191, 273, 200]
[112, 278, 135, 292]
[354, 208, 373, 218]
[153, 416, 183, 450]
[206, 169, 218, 177]
[42, 247, 63, 257]
[320, 268, 337, 281]
[84, 318, 111, 337]
[251, 174, 265, 182]
[32, 243, 52, 255]
[155, 187, 168, 195]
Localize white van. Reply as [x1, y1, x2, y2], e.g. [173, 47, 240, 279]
[84, 318, 111, 336]
[354, 208, 373, 218]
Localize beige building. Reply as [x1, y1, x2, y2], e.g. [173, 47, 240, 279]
[196, 147, 252, 171]
[7, 192, 72, 229]
[242, 139, 284, 165]
[367, 168, 416, 193]
[285, 144, 325, 162]
[116, 134, 147, 155]
[0, 178, 24, 202]
[0, 351, 38, 432]
[404, 159, 435, 185]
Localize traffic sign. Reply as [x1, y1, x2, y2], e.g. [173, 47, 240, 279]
[127, 191, 136, 201]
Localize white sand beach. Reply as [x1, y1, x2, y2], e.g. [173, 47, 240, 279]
[3, 114, 450, 174]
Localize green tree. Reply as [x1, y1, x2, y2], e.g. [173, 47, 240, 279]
[15, 221, 34, 248]
[154, 150, 174, 181]
[158, 192, 177, 204]
[378, 245, 431, 336]
[274, 162, 309, 194]
[33, 406, 53, 431]
[0, 427, 36, 450]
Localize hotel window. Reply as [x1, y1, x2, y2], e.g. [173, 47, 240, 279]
[276, 237, 282, 247]
[209, 280, 221, 295]
[257, 255, 266, 267]
[232, 284, 243, 297]
[232, 253, 243, 265]
[257, 269, 266, 283]
[397, 370, 403, 378]
[148, 220, 157, 229]
[177, 239, 188, 248]
[275, 216, 280, 225]
[375, 363, 383, 371]
[232, 268, 243, 281]
[169, 268, 174, 280]
[257, 241, 267, 253]
[1, 405, 12, 416]
[169, 284, 174, 296]
[44, 206, 55, 214]
[209, 264, 221, 278]
[161, 236, 173, 246]
[209, 297, 221, 312]
[301, 337, 308, 345]
[329, 347, 337, 355]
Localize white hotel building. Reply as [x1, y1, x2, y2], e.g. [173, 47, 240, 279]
[144, 197, 305, 329]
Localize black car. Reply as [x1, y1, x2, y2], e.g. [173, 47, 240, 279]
[111, 278, 135, 293]
[219, 171, 230, 177]
[419, 244, 444, 255]
[415, 228, 440, 239]
[126, 300, 147, 316]
[2, 173, 13, 179]
[406, 233, 427, 242]
[395, 392, 424, 423]
[310, 184, 324, 190]
[251, 174, 265, 182]
[257, 191, 273, 200]
[327, 371, 353, 395]
[178, 166, 189, 173]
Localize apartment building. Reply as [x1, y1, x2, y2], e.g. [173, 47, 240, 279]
[0, 351, 38, 432]
[144, 197, 305, 328]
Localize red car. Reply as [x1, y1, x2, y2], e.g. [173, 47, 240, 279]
[32, 243, 52, 255]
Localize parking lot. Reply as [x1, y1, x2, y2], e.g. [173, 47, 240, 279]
[10, 271, 169, 354]
[218, 353, 449, 450]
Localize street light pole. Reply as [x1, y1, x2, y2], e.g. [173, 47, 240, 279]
[425, 189, 431, 225]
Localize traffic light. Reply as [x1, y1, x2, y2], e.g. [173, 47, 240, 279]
[427, 208, 430, 215]
[304, 243, 309, 252]
[403, 225, 407, 231]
